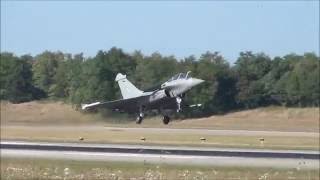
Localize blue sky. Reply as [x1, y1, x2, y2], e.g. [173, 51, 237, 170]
[1, 1, 319, 63]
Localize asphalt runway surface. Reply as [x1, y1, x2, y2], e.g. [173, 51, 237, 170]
[1, 141, 319, 169]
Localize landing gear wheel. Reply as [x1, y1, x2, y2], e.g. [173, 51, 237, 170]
[136, 116, 143, 124]
[162, 116, 170, 125]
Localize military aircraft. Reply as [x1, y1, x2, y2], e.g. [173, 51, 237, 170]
[81, 71, 204, 124]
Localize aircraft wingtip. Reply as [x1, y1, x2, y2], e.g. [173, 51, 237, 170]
[81, 102, 101, 110]
[81, 104, 88, 110]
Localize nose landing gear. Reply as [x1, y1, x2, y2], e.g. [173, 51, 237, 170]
[176, 97, 182, 112]
[162, 115, 170, 125]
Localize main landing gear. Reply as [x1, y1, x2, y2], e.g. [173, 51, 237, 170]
[136, 112, 144, 124]
[162, 115, 170, 125]
[136, 113, 170, 125]
[161, 95, 183, 125]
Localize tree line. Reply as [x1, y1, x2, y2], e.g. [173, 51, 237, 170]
[1, 47, 319, 118]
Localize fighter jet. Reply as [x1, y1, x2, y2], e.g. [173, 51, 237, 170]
[81, 71, 204, 124]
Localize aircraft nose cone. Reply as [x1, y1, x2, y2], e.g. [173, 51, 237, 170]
[191, 78, 204, 86]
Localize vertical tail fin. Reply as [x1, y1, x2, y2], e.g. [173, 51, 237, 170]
[115, 73, 143, 99]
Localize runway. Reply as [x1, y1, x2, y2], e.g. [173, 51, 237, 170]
[1, 141, 319, 169]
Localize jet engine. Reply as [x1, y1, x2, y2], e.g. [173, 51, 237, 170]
[149, 90, 168, 103]
[165, 89, 179, 97]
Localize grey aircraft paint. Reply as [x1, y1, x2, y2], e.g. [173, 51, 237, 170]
[82, 72, 204, 124]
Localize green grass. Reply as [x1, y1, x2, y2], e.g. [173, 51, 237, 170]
[1, 157, 319, 180]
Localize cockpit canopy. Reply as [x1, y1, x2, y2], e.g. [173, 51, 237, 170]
[167, 71, 192, 82]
